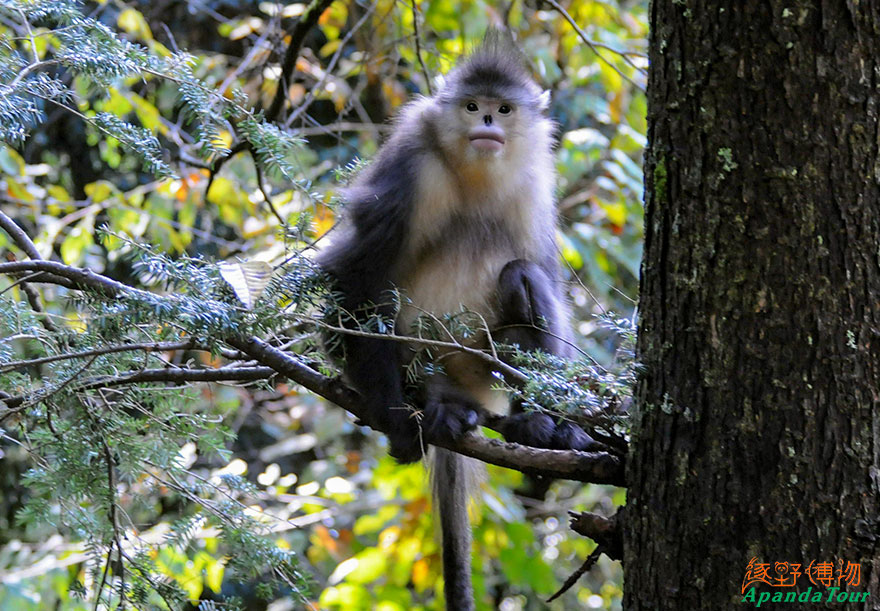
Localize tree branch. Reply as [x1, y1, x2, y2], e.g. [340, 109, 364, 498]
[265, 0, 336, 123]
[0, 366, 276, 417]
[0, 211, 41, 259]
[226, 336, 625, 485]
[0, 260, 135, 296]
[0, 339, 242, 373]
[0, 256, 625, 485]
[547, 508, 624, 601]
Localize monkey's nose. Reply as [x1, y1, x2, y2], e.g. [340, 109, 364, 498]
[482, 114, 492, 125]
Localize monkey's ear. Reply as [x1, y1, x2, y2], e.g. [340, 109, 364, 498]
[537, 90, 551, 111]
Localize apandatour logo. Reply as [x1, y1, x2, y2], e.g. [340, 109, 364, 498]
[741, 558, 869, 607]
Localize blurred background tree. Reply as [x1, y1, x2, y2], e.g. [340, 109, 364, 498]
[0, 0, 645, 608]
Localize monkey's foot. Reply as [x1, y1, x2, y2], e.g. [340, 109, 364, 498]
[389, 387, 481, 463]
[500, 413, 598, 451]
[421, 386, 481, 443]
[387, 425, 425, 464]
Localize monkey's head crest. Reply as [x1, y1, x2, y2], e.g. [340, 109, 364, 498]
[436, 31, 550, 114]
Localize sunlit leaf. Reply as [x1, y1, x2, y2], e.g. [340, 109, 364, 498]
[0, 146, 25, 175]
[219, 261, 273, 309]
[60, 223, 94, 265]
[117, 8, 154, 41]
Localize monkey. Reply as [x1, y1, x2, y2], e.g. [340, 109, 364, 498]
[318, 34, 595, 610]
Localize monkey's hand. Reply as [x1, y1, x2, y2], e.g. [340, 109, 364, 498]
[388, 385, 481, 463]
[499, 413, 598, 452]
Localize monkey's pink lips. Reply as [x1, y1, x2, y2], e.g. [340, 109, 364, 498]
[469, 127, 505, 153]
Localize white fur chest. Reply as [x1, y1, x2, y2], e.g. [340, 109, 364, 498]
[396, 164, 545, 333]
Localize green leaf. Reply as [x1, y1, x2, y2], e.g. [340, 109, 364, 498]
[345, 548, 388, 584]
[60, 222, 94, 265]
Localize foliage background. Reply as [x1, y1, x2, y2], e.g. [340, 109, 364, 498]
[0, 0, 645, 608]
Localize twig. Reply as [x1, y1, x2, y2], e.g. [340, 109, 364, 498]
[0, 338, 224, 373]
[93, 539, 114, 611]
[547, 545, 603, 602]
[292, 121, 388, 136]
[293, 313, 529, 384]
[547, 508, 623, 600]
[0, 211, 60, 332]
[411, 0, 432, 95]
[102, 438, 126, 608]
[205, 140, 249, 196]
[0, 260, 144, 297]
[266, 0, 337, 123]
[36, 354, 100, 409]
[253, 156, 286, 224]
[0, 366, 276, 419]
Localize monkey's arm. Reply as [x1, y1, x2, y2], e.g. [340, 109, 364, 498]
[494, 259, 598, 452]
[319, 149, 428, 462]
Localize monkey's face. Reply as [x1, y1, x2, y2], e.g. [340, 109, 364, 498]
[461, 96, 513, 155]
[439, 95, 531, 163]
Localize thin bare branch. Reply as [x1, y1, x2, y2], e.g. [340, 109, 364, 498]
[0, 366, 275, 417]
[266, 0, 337, 122]
[0, 260, 141, 297]
[0, 211, 41, 259]
[0, 338, 240, 374]
[411, 0, 432, 95]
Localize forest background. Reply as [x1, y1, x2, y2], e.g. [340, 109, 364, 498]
[0, 0, 646, 609]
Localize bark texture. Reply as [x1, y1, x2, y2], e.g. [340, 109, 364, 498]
[627, 1, 880, 608]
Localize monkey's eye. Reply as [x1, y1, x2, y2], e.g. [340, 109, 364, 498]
[498, 104, 512, 115]
[466, 102, 479, 112]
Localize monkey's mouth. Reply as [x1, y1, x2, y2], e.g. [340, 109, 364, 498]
[468, 127, 505, 153]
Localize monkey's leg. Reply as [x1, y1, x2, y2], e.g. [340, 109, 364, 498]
[495, 259, 597, 452]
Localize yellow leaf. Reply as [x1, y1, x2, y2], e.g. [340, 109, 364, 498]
[47, 185, 71, 202]
[6, 179, 34, 202]
[216, 130, 234, 150]
[313, 203, 336, 238]
[599, 200, 627, 227]
[559, 233, 583, 270]
[130, 93, 162, 133]
[84, 180, 120, 203]
[205, 558, 225, 593]
[0, 146, 25, 175]
[228, 17, 263, 41]
[60, 224, 95, 265]
[411, 558, 431, 590]
[346, 548, 387, 584]
[117, 8, 153, 41]
[320, 39, 341, 57]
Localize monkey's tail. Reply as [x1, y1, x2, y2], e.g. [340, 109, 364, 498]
[430, 448, 481, 611]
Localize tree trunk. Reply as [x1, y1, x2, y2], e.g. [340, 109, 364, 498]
[626, 1, 880, 608]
